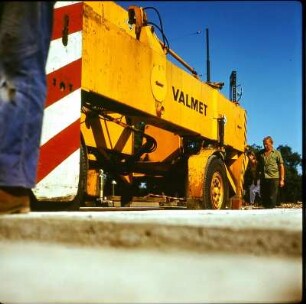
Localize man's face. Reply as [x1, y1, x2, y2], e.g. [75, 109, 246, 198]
[263, 139, 273, 151]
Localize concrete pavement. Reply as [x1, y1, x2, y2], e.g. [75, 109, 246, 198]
[0, 208, 303, 303]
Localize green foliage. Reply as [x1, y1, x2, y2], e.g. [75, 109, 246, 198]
[277, 145, 302, 203]
[248, 143, 261, 154]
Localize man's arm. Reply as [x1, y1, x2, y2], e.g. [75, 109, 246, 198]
[279, 163, 285, 187]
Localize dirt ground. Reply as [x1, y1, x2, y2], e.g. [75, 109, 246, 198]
[242, 201, 303, 209]
[278, 202, 303, 208]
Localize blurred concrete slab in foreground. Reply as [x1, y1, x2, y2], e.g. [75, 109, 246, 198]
[0, 208, 303, 303]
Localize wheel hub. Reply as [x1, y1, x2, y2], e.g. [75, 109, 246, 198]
[210, 172, 224, 209]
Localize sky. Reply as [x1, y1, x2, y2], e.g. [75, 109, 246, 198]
[119, 1, 303, 159]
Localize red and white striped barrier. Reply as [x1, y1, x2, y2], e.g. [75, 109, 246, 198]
[34, 1, 83, 201]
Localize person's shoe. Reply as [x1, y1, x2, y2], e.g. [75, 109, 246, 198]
[0, 187, 30, 215]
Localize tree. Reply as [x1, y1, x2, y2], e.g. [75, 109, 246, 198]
[277, 145, 302, 203]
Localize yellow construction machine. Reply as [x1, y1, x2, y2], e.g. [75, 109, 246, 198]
[46, 1, 248, 210]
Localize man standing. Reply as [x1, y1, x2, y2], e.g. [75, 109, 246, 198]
[0, 2, 54, 214]
[257, 136, 285, 208]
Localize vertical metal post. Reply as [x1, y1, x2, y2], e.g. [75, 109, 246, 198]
[218, 115, 225, 147]
[99, 169, 104, 199]
[230, 71, 237, 102]
[206, 28, 211, 83]
[112, 180, 117, 197]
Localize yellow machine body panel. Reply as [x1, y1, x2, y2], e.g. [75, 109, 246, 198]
[141, 125, 181, 162]
[80, 112, 134, 155]
[81, 1, 247, 153]
[75, 1, 249, 208]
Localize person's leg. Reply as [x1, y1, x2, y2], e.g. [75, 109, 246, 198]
[269, 179, 279, 209]
[261, 179, 278, 209]
[249, 184, 256, 204]
[0, 2, 54, 214]
[260, 179, 269, 208]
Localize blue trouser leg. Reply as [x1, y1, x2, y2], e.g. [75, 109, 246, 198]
[0, 2, 54, 188]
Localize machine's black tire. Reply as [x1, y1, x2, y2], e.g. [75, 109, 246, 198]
[202, 156, 228, 209]
[120, 183, 134, 206]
